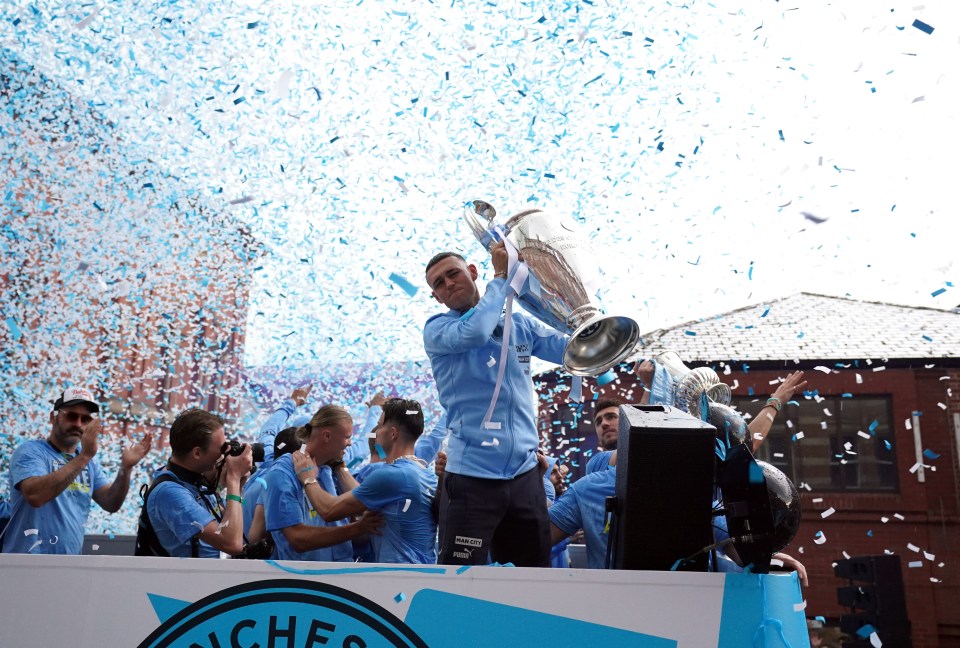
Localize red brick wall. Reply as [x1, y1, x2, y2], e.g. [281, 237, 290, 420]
[731, 367, 958, 647]
[537, 364, 960, 646]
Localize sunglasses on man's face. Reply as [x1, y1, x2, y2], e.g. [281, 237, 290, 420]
[59, 411, 94, 425]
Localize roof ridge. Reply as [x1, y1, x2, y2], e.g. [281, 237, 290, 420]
[639, 293, 800, 339]
[645, 292, 957, 338]
[795, 291, 958, 314]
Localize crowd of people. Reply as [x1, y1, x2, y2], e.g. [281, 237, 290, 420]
[1, 242, 809, 582]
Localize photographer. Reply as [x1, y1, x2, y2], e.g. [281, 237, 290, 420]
[135, 408, 252, 558]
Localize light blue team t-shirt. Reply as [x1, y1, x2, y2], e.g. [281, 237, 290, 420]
[585, 450, 614, 475]
[2, 439, 108, 554]
[263, 454, 353, 562]
[548, 466, 617, 570]
[352, 458, 438, 564]
[353, 461, 385, 485]
[255, 399, 299, 464]
[350, 462, 386, 562]
[242, 463, 274, 538]
[147, 469, 222, 558]
[241, 399, 301, 496]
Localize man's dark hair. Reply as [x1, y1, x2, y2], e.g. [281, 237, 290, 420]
[274, 426, 303, 458]
[594, 398, 623, 419]
[169, 408, 224, 458]
[425, 251, 466, 275]
[381, 398, 425, 440]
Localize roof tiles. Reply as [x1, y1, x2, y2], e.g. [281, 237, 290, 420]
[633, 293, 960, 363]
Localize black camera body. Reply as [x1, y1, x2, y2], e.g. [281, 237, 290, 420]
[224, 440, 266, 463]
[234, 536, 275, 560]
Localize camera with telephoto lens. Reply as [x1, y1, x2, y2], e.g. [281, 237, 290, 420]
[223, 439, 266, 463]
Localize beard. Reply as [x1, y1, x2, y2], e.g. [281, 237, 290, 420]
[600, 437, 618, 451]
[54, 422, 83, 441]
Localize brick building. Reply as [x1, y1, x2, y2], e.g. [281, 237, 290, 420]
[535, 292, 960, 647]
[0, 49, 258, 532]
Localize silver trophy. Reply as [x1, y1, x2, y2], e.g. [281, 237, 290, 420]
[654, 350, 732, 418]
[463, 200, 640, 376]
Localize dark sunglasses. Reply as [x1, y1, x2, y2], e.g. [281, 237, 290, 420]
[59, 411, 94, 425]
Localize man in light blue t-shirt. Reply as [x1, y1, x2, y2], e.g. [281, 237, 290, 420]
[294, 398, 438, 564]
[549, 454, 617, 570]
[243, 426, 304, 545]
[2, 387, 152, 554]
[262, 404, 383, 562]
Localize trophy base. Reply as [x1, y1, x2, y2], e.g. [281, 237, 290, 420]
[563, 314, 640, 377]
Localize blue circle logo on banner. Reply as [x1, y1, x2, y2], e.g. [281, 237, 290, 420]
[139, 578, 428, 648]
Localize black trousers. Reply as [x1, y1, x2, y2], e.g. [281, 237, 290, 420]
[437, 466, 551, 567]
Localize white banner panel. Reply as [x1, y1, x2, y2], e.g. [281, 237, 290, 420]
[0, 555, 809, 647]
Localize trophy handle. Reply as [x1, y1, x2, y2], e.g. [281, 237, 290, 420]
[463, 200, 499, 250]
[707, 382, 732, 406]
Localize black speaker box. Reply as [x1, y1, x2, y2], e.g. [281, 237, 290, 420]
[613, 404, 717, 571]
[836, 555, 912, 646]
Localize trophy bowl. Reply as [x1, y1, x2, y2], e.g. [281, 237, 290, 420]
[464, 200, 640, 377]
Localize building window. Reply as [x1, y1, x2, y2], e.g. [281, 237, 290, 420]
[733, 395, 898, 493]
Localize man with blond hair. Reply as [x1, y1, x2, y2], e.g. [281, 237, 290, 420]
[262, 404, 382, 561]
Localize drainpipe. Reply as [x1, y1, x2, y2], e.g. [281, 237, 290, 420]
[953, 413, 960, 513]
[912, 411, 925, 484]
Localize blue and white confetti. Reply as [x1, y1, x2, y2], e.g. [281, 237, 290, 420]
[0, 0, 955, 542]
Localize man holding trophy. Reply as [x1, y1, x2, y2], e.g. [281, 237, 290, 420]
[425, 201, 641, 566]
[423, 242, 567, 567]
